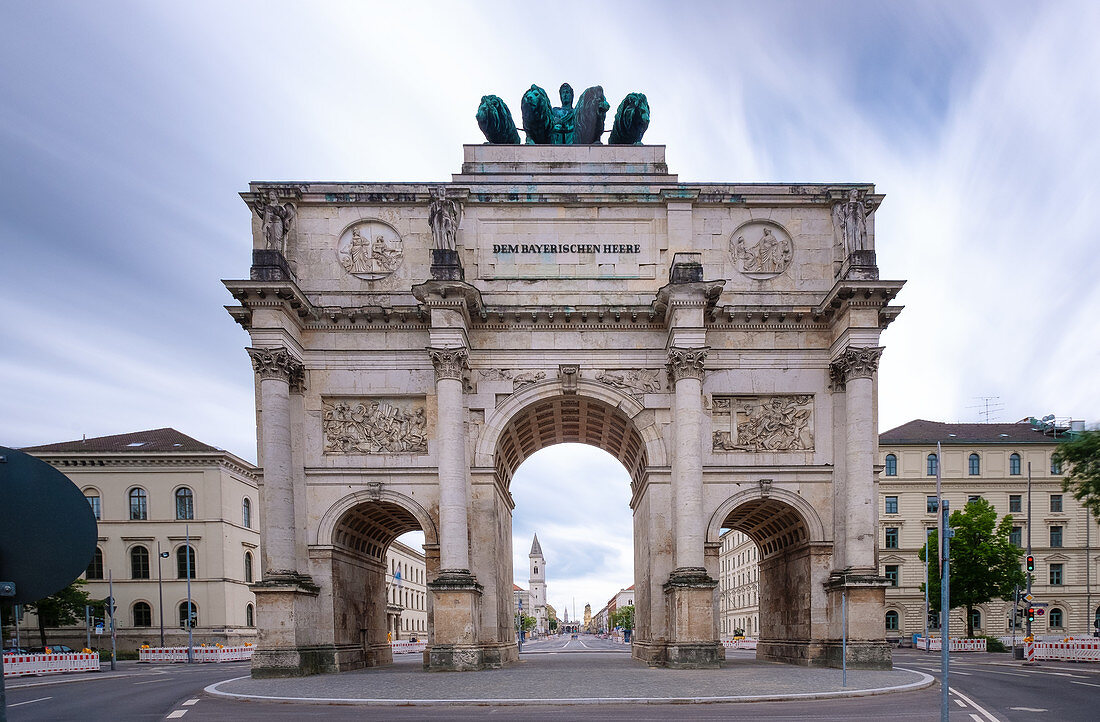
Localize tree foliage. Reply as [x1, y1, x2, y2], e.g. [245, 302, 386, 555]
[518, 613, 536, 632]
[610, 604, 634, 631]
[24, 579, 98, 647]
[1054, 429, 1100, 521]
[918, 498, 1026, 638]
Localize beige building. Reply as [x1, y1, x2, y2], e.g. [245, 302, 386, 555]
[718, 529, 759, 638]
[594, 585, 636, 633]
[21, 428, 260, 651]
[385, 538, 428, 640]
[879, 419, 1098, 640]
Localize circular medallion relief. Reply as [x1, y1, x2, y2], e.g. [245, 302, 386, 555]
[336, 220, 404, 280]
[729, 220, 794, 279]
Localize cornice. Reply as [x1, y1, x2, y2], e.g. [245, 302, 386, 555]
[815, 279, 905, 321]
[224, 279, 317, 329]
[33, 453, 259, 480]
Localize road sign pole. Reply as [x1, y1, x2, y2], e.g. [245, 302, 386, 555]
[941, 499, 951, 722]
[109, 569, 117, 671]
[1026, 463, 1032, 639]
[85, 604, 91, 650]
[186, 524, 193, 664]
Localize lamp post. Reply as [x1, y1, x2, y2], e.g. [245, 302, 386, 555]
[157, 543, 169, 648]
[185, 523, 193, 663]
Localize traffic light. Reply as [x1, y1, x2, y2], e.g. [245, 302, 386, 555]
[1026, 555, 1035, 572]
[1027, 607, 1036, 623]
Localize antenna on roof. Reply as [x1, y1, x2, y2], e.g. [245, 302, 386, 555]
[967, 396, 1004, 423]
[82, 434, 86, 443]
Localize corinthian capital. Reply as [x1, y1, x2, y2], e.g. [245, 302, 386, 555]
[666, 346, 709, 383]
[428, 347, 469, 381]
[247, 346, 304, 385]
[830, 346, 884, 386]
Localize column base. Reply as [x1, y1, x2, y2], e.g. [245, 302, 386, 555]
[660, 567, 721, 669]
[815, 640, 893, 670]
[821, 569, 892, 670]
[249, 576, 325, 677]
[426, 642, 517, 671]
[427, 569, 496, 671]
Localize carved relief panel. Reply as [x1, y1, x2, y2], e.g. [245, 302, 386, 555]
[729, 220, 794, 279]
[322, 397, 427, 454]
[712, 394, 814, 452]
[336, 220, 404, 280]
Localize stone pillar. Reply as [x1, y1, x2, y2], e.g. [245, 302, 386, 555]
[823, 346, 890, 670]
[246, 346, 323, 677]
[662, 346, 721, 668]
[426, 347, 492, 671]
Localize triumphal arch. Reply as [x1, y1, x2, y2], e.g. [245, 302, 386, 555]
[225, 93, 904, 675]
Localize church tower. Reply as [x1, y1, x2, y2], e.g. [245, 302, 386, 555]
[529, 534, 547, 635]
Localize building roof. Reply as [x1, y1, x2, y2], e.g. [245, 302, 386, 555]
[513, 584, 525, 592]
[879, 420, 1064, 446]
[530, 533, 543, 556]
[22, 428, 222, 454]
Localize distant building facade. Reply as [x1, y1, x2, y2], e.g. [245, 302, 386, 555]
[20, 429, 260, 651]
[385, 539, 428, 640]
[594, 586, 635, 633]
[718, 529, 759, 637]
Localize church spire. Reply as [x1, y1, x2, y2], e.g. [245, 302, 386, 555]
[530, 533, 543, 556]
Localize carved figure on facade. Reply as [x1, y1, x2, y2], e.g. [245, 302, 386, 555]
[322, 399, 427, 454]
[520, 85, 554, 145]
[337, 220, 403, 280]
[573, 86, 611, 145]
[550, 83, 576, 145]
[428, 347, 469, 381]
[608, 93, 650, 145]
[253, 189, 297, 255]
[476, 368, 514, 381]
[478, 84, 649, 145]
[712, 395, 814, 452]
[593, 368, 663, 396]
[666, 347, 709, 382]
[476, 95, 521, 145]
[832, 189, 875, 255]
[512, 370, 547, 391]
[732, 224, 793, 278]
[428, 187, 463, 252]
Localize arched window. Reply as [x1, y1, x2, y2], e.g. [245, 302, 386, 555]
[244, 551, 253, 583]
[179, 601, 198, 629]
[885, 610, 899, 630]
[884, 454, 897, 476]
[242, 498, 252, 528]
[246, 603, 254, 627]
[84, 490, 101, 520]
[1049, 607, 1064, 628]
[176, 545, 196, 579]
[1052, 457, 1063, 475]
[130, 545, 150, 579]
[1010, 453, 1022, 475]
[970, 608, 982, 630]
[175, 488, 194, 520]
[133, 602, 152, 627]
[129, 488, 148, 520]
[927, 453, 938, 476]
[1094, 606, 1099, 633]
[86, 547, 104, 579]
[968, 453, 980, 476]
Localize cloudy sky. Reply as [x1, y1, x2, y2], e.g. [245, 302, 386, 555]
[3, 1, 1098, 613]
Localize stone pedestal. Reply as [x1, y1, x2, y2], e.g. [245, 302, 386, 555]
[821, 572, 892, 669]
[250, 249, 295, 281]
[426, 570, 501, 670]
[250, 579, 330, 677]
[662, 568, 722, 668]
[839, 250, 878, 280]
[430, 248, 465, 281]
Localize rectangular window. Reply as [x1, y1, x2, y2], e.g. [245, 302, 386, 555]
[1050, 526, 1063, 548]
[885, 565, 900, 587]
[86, 495, 101, 520]
[885, 496, 898, 515]
[968, 495, 981, 504]
[1009, 526, 1022, 547]
[1009, 495, 1022, 513]
[927, 496, 938, 514]
[1050, 563, 1063, 585]
[1051, 457, 1062, 475]
[885, 527, 899, 549]
[1050, 494, 1063, 513]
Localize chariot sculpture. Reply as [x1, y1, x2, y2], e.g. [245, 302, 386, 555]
[476, 83, 650, 145]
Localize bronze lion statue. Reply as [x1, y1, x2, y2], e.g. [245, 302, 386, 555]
[476, 95, 520, 144]
[574, 85, 610, 144]
[520, 84, 554, 145]
[609, 92, 650, 145]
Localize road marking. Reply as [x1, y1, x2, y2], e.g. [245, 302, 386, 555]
[1070, 680, 1100, 688]
[135, 679, 172, 685]
[182, 698, 200, 706]
[970, 715, 984, 722]
[1010, 708, 1048, 713]
[949, 688, 1000, 722]
[167, 711, 188, 719]
[977, 669, 1029, 677]
[8, 697, 52, 708]
[954, 698, 966, 707]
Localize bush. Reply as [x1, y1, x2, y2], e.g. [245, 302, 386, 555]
[97, 649, 140, 661]
[982, 636, 1008, 653]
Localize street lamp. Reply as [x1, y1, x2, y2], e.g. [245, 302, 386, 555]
[157, 543, 170, 648]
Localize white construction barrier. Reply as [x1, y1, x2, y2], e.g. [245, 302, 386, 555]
[915, 636, 987, 652]
[3, 652, 101, 677]
[1025, 639, 1100, 662]
[138, 646, 254, 663]
[390, 640, 427, 655]
[721, 638, 758, 650]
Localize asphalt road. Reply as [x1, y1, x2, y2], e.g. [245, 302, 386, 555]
[5, 644, 1099, 721]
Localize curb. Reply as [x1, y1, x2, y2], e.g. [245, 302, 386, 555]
[203, 668, 935, 706]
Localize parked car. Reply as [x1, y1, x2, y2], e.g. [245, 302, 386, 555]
[28, 645, 75, 654]
[3, 647, 28, 654]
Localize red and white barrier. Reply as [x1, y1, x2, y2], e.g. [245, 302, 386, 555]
[3, 652, 100, 677]
[915, 636, 987, 652]
[721, 638, 758, 650]
[390, 640, 427, 655]
[138, 646, 254, 663]
[1025, 639, 1100, 662]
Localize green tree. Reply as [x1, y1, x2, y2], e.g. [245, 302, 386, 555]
[610, 604, 634, 631]
[24, 579, 97, 648]
[517, 613, 536, 633]
[1054, 429, 1100, 521]
[548, 617, 558, 632]
[918, 498, 1026, 638]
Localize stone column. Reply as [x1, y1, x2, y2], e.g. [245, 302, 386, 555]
[662, 346, 720, 668]
[247, 346, 303, 579]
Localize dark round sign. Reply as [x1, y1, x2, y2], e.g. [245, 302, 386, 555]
[0, 447, 98, 604]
